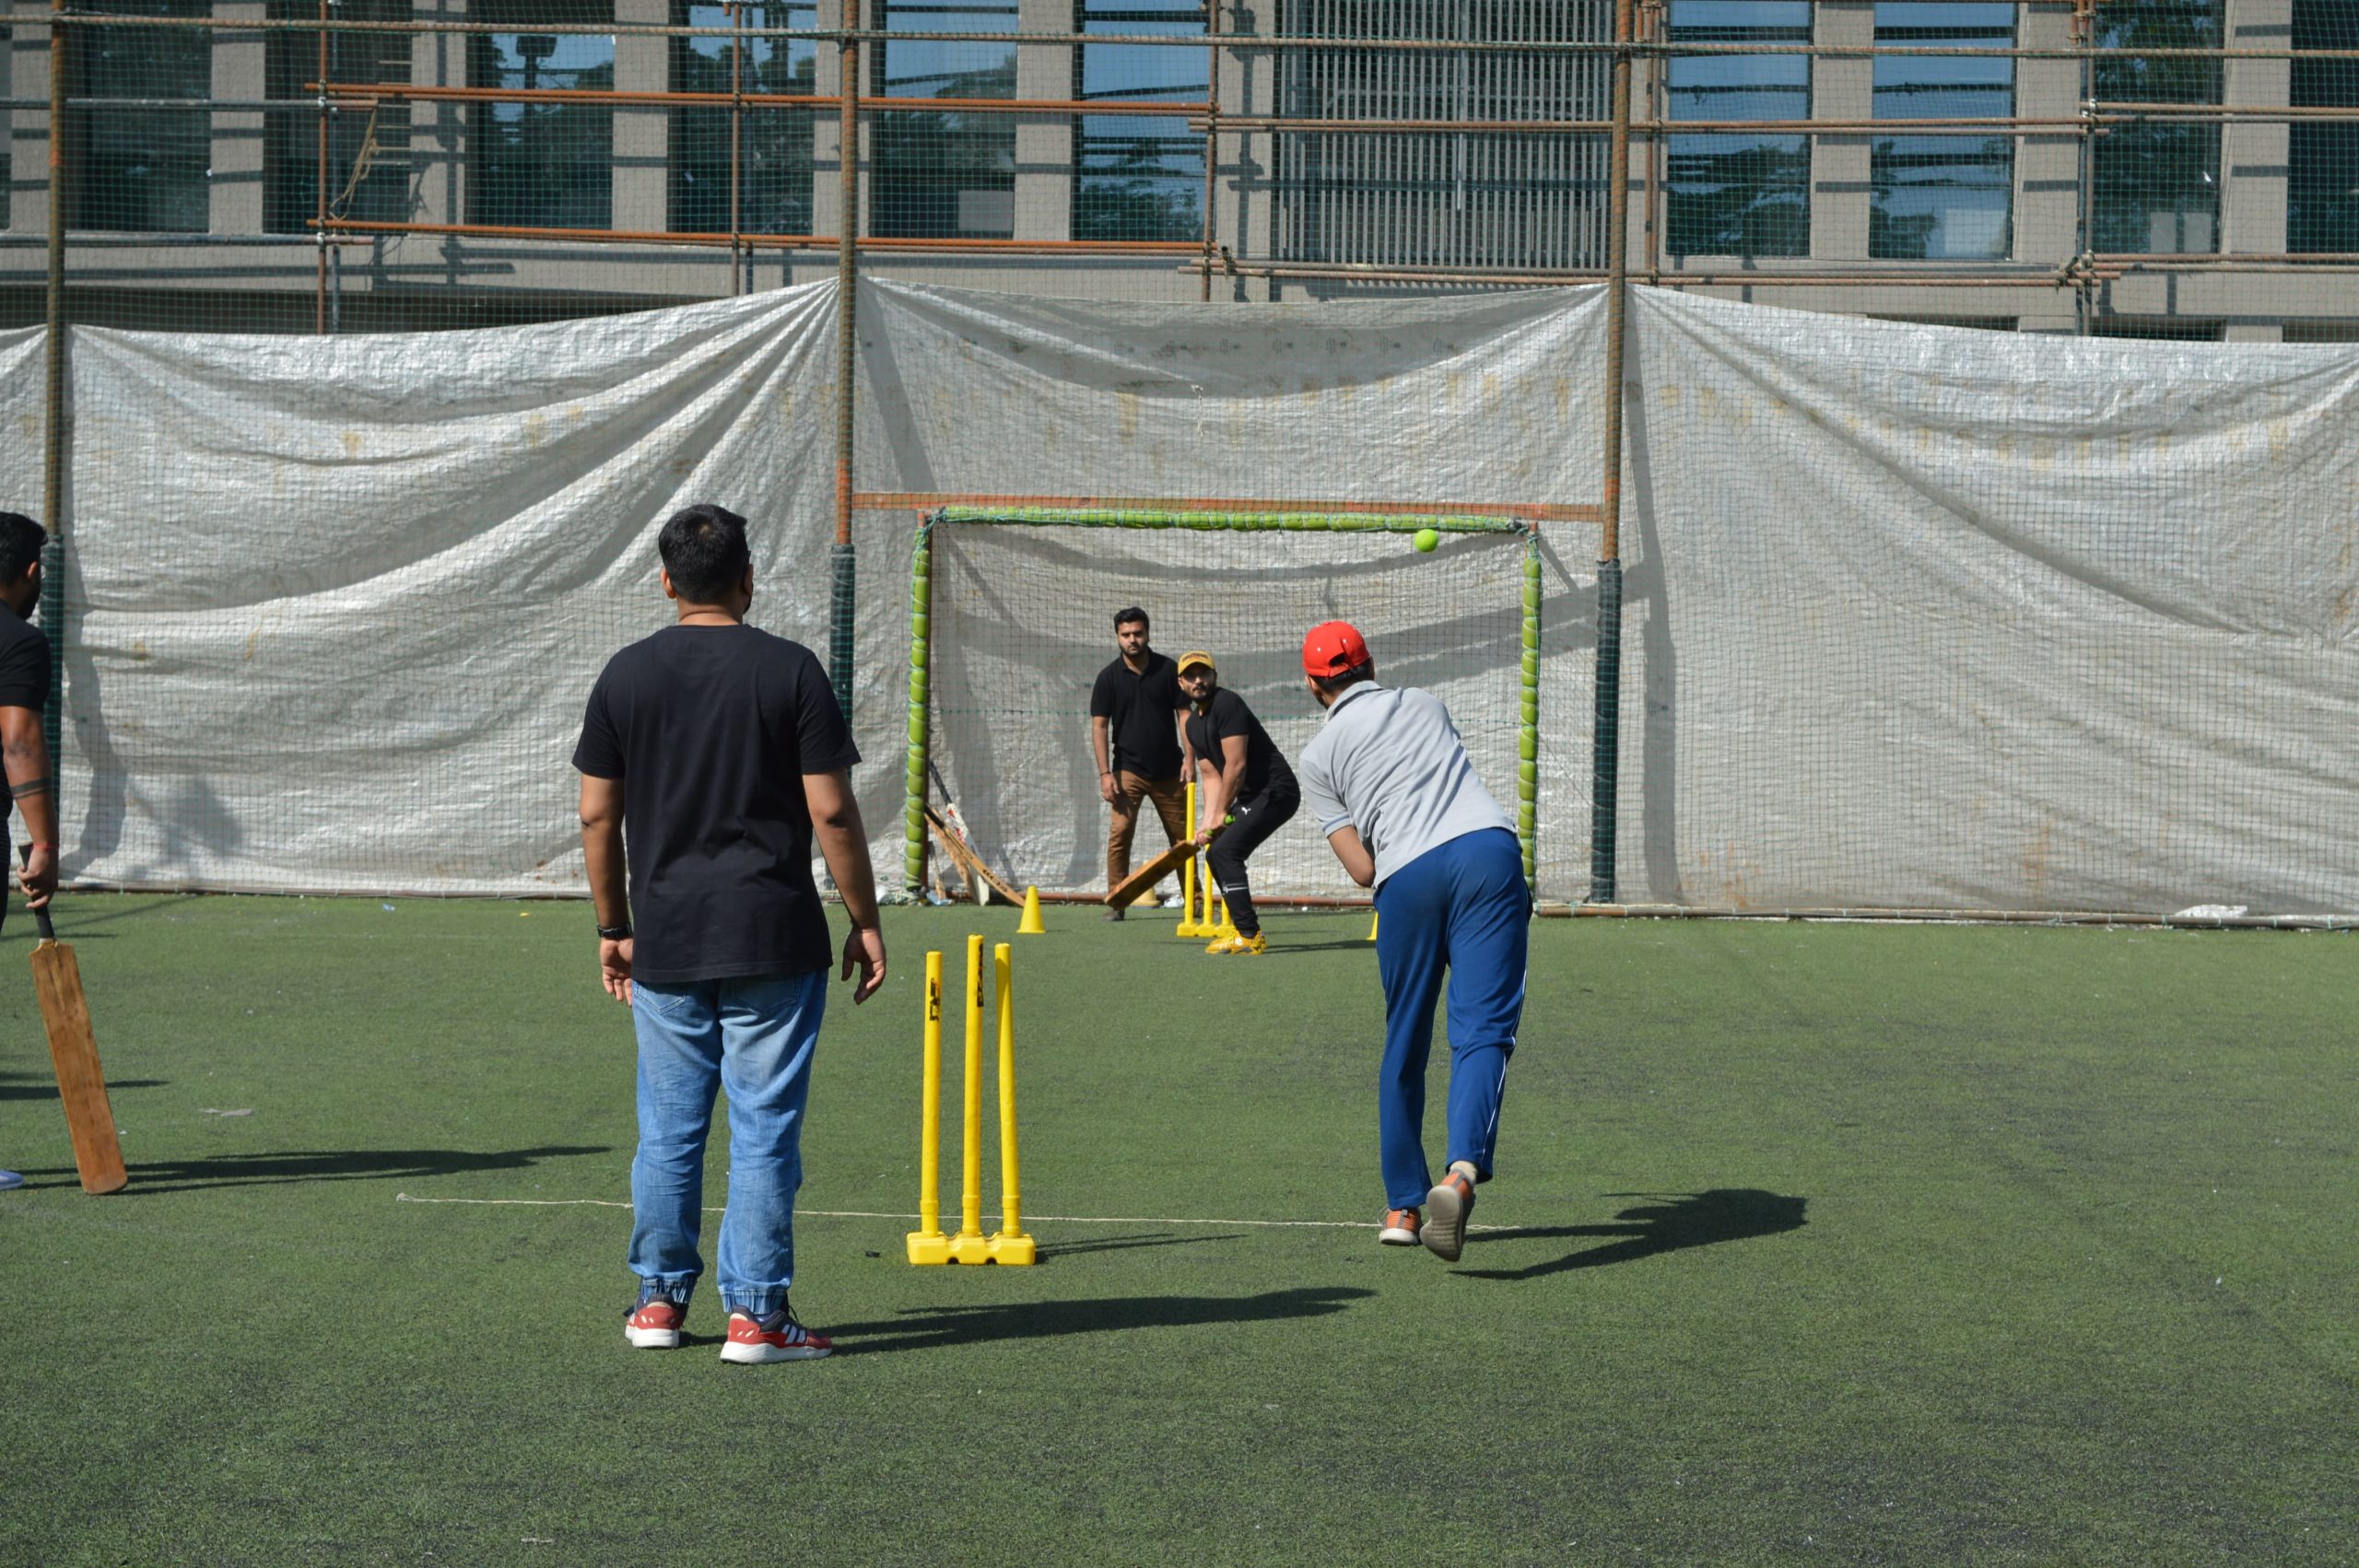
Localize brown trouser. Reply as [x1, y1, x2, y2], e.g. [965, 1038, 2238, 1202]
[1107, 770, 1191, 894]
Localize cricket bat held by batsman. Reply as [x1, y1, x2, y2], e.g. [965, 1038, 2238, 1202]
[23, 870, 127, 1195]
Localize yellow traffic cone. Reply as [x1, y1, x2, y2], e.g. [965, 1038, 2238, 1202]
[1368, 909, 1379, 942]
[1017, 885, 1047, 935]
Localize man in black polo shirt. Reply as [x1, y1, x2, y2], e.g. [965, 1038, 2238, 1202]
[0, 510, 56, 1196]
[575, 502, 886, 1365]
[1087, 606, 1191, 919]
[1178, 649, 1298, 955]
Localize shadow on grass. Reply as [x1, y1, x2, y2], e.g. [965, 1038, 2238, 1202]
[830, 1284, 1374, 1355]
[1038, 1231, 1248, 1258]
[1262, 942, 1379, 956]
[0, 1071, 168, 1103]
[1456, 1188, 1807, 1281]
[12, 1144, 614, 1195]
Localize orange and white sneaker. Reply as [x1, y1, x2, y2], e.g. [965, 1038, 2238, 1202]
[721, 1304, 833, 1364]
[1203, 931, 1267, 955]
[1379, 1207, 1422, 1246]
[625, 1296, 685, 1350]
[1423, 1170, 1477, 1262]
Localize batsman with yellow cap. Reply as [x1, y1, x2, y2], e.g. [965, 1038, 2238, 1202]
[1175, 650, 1299, 956]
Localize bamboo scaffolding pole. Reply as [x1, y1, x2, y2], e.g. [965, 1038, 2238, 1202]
[729, 0, 743, 294]
[1187, 263, 2105, 288]
[1198, 0, 1217, 303]
[314, 0, 329, 333]
[313, 217, 1199, 252]
[310, 82, 1207, 113]
[829, 0, 859, 731]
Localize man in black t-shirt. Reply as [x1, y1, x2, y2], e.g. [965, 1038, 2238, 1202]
[574, 502, 885, 1365]
[1086, 606, 1192, 919]
[1178, 649, 1298, 956]
[0, 510, 56, 1196]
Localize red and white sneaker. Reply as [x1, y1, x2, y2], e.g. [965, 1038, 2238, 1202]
[1379, 1208, 1422, 1246]
[1423, 1171, 1477, 1262]
[625, 1297, 685, 1350]
[721, 1305, 833, 1363]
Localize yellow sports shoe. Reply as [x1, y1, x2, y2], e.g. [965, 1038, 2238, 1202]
[1203, 931, 1267, 955]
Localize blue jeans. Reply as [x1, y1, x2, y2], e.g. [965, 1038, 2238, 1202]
[1371, 828, 1530, 1211]
[628, 969, 826, 1318]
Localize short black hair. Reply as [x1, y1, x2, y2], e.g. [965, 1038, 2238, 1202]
[659, 503, 751, 603]
[1311, 661, 1375, 698]
[0, 512, 45, 582]
[1114, 606, 1149, 631]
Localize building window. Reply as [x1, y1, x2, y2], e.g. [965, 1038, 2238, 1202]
[1870, 2, 2013, 261]
[68, 0, 212, 233]
[264, 0, 413, 235]
[2090, 0, 2221, 254]
[2290, 2, 2359, 254]
[1663, 1, 1811, 258]
[871, 0, 1016, 240]
[1074, 0, 1204, 243]
[1272, 0, 1612, 271]
[670, 1, 816, 236]
[467, 0, 616, 230]
[2091, 317, 2223, 342]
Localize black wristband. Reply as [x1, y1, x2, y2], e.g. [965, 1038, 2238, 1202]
[597, 922, 632, 942]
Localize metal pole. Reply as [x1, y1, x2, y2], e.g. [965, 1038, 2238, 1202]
[828, 0, 860, 725]
[1590, 0, 1633, 907]
[42, 0, 68, 790]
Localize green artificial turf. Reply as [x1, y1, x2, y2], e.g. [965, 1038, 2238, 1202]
[3, 895, 2355, 1564]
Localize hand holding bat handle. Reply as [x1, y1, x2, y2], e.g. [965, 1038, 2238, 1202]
[20, 847, 55, 942]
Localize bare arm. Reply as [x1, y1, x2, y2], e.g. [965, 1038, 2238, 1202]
[1325, 825, 1376, 889]
[578, 772, 631, 1003]
[1091, 716, 1116, 803]
[2, 704, 56, 908]
[804, 768, 886, 1003]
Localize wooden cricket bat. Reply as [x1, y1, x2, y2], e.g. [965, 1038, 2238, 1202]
[923, 804, 1021, 907]
[27, 898, 127, 1195]
[1105, 822, 1224, 911]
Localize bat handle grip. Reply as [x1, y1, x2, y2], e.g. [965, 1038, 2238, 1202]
[17, 842, 54, 942]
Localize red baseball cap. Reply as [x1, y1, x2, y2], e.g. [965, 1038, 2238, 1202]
[1301, 620, 1371, 679]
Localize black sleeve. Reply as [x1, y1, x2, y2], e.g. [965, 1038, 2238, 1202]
[794, 649, 861, 776]
[0, 627, 50, 714]
[1206, 690, 1246, 753]
[570, 667, 624, 779]
[1184, 711, 1209, 766]
[1088, 663, 1117, 720]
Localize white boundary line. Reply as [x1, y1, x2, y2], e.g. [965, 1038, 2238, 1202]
[393, 1193, 1511, 1232]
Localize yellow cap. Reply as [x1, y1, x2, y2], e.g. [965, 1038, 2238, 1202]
[1177, 649, 1216, 675]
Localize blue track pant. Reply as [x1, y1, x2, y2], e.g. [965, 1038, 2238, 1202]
[1371, 827, 1530, 1211]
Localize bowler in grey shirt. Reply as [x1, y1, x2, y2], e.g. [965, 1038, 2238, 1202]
[1297, 619, 1530, 1264]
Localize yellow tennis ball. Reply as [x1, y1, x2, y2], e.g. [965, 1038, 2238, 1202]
[1414, 528, 1440, 553]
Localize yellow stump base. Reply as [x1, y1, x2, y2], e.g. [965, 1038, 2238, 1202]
[947, 1231, 996, 1265]
[906, 1230, 952, 1265]
[986, 1230, 1037, 1265]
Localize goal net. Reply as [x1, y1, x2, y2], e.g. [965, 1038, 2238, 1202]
[908, 508, 1540, 904]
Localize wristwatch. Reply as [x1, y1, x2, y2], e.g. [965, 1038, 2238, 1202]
[597, 922, 632, 942]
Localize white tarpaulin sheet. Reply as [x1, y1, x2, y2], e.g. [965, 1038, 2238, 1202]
[17, 281, 2359, 913]
[1624, 288, 2359, 914]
